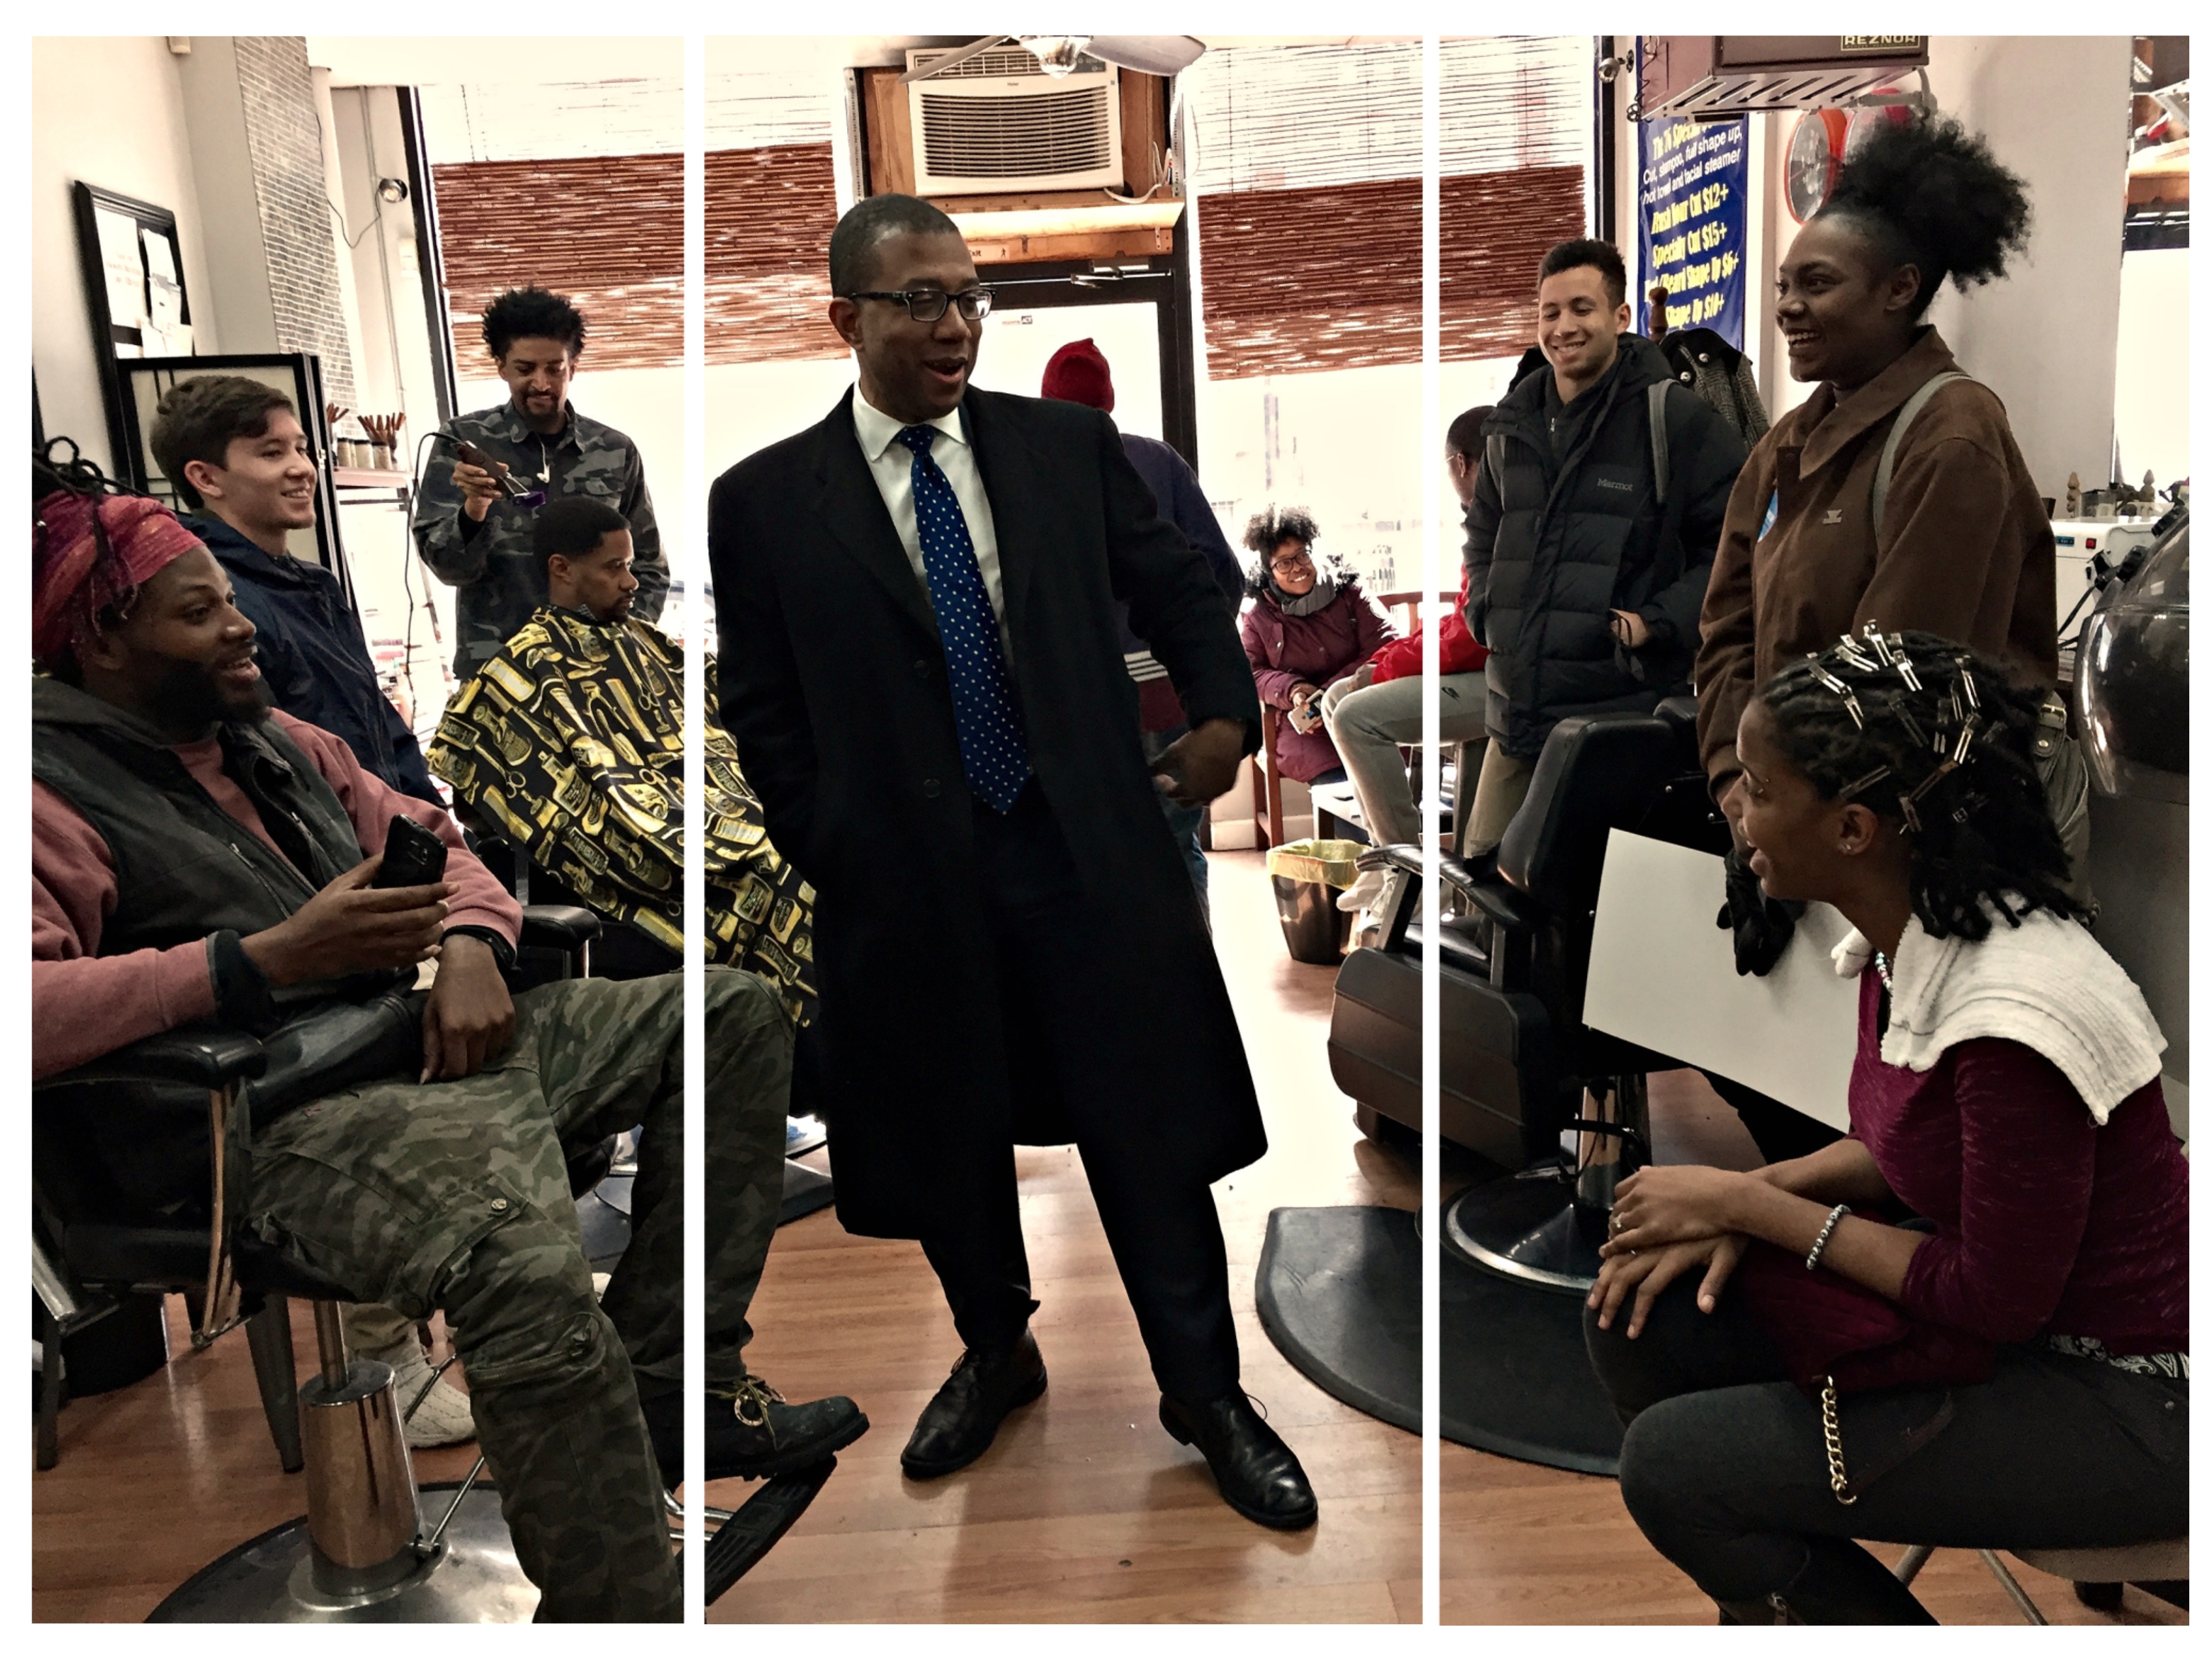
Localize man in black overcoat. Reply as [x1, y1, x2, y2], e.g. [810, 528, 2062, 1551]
[708, 195, 1315, 1528]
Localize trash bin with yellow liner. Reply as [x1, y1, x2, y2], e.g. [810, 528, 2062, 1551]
[1265, 838, 1363, 964]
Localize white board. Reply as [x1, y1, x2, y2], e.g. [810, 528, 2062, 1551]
[1584, 831, 1859, 1131]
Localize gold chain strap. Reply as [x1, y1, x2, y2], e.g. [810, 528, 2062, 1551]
[1820, 1376, 1858, 1505]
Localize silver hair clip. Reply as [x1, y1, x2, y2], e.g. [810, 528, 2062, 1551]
[1893, 652, 1922, 693]
[1957, 667, 1979, 710]
[1840, 764, 1893, 800]
[1810, 664, 1866, 728]
[1834, 636, 1880, 673]
[1890, 698, 1928, 750]
[1950, 714, 1980, 766]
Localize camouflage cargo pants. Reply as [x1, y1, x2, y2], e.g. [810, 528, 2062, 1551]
[244, 967, 789, 1622]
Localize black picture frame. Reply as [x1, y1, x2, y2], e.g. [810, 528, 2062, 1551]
[70, 182, 194, 471]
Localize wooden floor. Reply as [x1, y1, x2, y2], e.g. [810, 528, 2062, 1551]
[714, 848, 1421, 1622]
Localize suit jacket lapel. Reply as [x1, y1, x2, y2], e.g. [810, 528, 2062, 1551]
[809, 389, 941, 643]
[961, 390, 1043, 664]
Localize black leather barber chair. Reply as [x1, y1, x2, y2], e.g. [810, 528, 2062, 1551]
[1328, 699, 1727, 1292]
[33, 908, 618, 1621]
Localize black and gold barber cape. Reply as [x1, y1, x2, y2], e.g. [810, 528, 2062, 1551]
[426, 606, 816, 1024]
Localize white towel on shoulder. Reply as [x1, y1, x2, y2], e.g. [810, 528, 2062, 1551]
[1831, 901, 2166, 1125]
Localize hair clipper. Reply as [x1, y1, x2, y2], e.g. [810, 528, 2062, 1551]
[440, 433, 546, 509]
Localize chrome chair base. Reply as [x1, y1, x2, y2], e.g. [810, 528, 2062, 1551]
[147, 1486, 535, 1623]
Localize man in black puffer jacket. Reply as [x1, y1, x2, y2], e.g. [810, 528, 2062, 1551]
[1460, 238, 1748, 853]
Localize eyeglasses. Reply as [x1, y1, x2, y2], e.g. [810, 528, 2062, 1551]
[844, 287, 995, 323]
[1270, 549, 1315, 575]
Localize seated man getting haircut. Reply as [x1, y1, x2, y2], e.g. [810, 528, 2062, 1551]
[30, 482, 860, 1621]
[428, 495, 815, 1023]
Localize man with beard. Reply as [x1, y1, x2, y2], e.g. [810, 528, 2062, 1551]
[710, 194, 1315, 1529]
[413, 287, 669, 678]
[31, 484, 858, 1620]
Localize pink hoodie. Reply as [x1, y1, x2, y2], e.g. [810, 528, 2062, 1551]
[32, 709, 519, 1079]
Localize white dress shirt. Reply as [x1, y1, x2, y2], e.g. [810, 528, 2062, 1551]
[850, 389, 1009, 648]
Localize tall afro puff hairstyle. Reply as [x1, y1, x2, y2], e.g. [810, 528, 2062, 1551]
[1817, 114, 2032, 318]
[481, 287, 587, 362]
[1758, 628, 2079, 942]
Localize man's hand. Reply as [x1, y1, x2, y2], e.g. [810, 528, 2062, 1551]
[451, 460, 508, 523]
[420, 933, 514, 1082]
[1152, 717, 1248, 806]
[1609, 609, 1651, 648]
[241, 856, 451, 987]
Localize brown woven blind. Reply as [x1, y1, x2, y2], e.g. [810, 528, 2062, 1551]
[433, 154, 681, 372]
[1441, 165, 1587, 360]
[1196, 179, 1420, 379]
[1189, 39, 1587, 379]
[704, 144, 843, 366]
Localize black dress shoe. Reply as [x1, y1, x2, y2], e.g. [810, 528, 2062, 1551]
[1159, 1390, 1317, 1530]
[642, 1378, 869, 1488]
[901, 1331, 1047, 1478]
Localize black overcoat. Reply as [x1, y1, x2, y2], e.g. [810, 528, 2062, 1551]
[708, 387, 1268, 1238]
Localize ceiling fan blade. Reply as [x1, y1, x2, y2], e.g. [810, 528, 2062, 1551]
[899, 36, 1012, 85]
[1082, 35, 1208, 76]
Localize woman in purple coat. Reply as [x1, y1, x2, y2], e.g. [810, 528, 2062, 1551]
[1237, 507, 1399, 784]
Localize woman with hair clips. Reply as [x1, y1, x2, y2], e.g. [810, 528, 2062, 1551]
[1694, 113, 2086, 1165]
[1238, 507, 1398, 787]
[1584, 632, 2187, 1625]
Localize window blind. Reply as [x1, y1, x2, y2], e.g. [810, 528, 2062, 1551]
[432, 153, 682, 373]
[705, 143, 844, 365]
[1184, 38, 1590, 379]
[1442, 37, 1591, 362]
[422, 79, 685, 373]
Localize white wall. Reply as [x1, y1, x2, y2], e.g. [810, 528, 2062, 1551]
[32, 38, 219, 472]
[2112, 247, 2190, 488]
[1921, 37, 2132, 500]
[1746, 39, 2135, 487]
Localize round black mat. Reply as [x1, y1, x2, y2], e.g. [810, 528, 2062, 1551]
[1256, 1204, 1622, 1476]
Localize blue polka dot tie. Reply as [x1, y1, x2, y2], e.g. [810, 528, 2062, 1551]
[897, 424, 1031, 812]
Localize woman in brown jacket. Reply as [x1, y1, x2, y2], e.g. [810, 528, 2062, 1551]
[1693, 115, 2081, 1163]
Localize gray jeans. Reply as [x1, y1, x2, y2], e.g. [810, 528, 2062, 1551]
[1320, 670, 1489, 849]
[1585, 1274, 2189, 1622]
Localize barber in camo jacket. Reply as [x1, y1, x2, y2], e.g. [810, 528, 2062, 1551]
[414, 285, 668, 679]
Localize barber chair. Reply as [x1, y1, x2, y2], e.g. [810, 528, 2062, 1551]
[32, 909, 642, 1621]
[1328, 698, 1726, 1292]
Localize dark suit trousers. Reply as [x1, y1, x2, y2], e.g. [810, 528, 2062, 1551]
[918, 782, 1241, 1402]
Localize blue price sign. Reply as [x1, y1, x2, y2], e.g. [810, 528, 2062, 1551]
[1636, 115, 1749, 348]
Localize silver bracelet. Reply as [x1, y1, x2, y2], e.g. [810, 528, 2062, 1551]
[1805, 1203, 1850, 1270]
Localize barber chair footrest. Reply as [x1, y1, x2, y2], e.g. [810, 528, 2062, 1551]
[1442, 1177, 1604, 1295]
[148, 1485, 537, 1622]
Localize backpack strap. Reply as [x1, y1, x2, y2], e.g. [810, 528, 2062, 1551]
[1648, 380, 1673, 509]
[1870, 370, 1973, 536]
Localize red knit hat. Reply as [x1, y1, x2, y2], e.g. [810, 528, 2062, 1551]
[1041, 338, 1114, 413]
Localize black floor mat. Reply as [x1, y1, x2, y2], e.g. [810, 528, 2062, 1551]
[1256, 1206, 1420, 1434]
[1256, 1204, 1623, 1476]
[1442, 1236, 1622, 1477]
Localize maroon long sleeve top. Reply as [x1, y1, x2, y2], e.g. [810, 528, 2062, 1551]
[1849, 972, 2190, 1356]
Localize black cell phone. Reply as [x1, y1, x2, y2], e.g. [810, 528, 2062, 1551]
[373, 815, 449, 890]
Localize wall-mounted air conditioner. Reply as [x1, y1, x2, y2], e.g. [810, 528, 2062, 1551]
[905, 45, 1123, 195]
